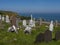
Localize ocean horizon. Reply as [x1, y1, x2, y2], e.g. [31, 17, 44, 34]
[19, 13, 60, 22]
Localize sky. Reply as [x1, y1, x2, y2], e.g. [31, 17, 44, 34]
[0, 0, 60, 13]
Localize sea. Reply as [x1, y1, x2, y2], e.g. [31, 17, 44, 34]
[19, 13, 60, 22]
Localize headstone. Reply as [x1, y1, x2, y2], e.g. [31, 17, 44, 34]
[10, 16, 16, 27]
[16, 18, 19, 28]
[49, 20, 54, 32]
[40, 18, 42, 26]
[31, 14, 32, 20]
[23, 20, 27, 27]
[6, 15, 10, 23]
[29, 14, 35, 27]
[8, 25, 18, 34]
[44, 30, 52, 42]
[2, 15, 4, 21]
[55, 20, 58, 27]
[8, 16, 18, 34]
[34, 33, 44, 43]
[55, 31, 60, 41]
[0, 15, 1, 20]
[24, 25, 32, 34]
[33, 18, 35, 27]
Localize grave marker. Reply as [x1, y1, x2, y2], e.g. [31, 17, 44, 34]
[34, 33, 44, 43]
[6, 15, 10, 23]
[55, 31, 60, 41]
[49, 21, 54, 32]
[23, 20, 27, 27]
[44, 30, 52, 42]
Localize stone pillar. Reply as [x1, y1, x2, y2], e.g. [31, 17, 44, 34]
[4, 15, 6, 22]
[0, 14, 2, 20]
[0, 15, 3, 29]
[6, 15, 10, 23]
[16, 18, 19, 28]
[55, 20, 58, 27]
[40, 18, 42, 26]
[2, 15, 5, 21]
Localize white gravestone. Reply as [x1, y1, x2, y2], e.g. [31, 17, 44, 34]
[49, 21, 54, 32]
[2, 16, 4, 21]
[29, 14, 35, 27]
[23, 20, 27, 27]
[33, 18, 35, 27]
[6, 15, 10, 23]
[24, 25, 32, 34]
[8, 25, 18, 34]
[0, 15, 1, 20]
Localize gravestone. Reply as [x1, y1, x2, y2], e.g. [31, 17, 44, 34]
[49, 21, 54, 32]
[2, 15, 4, 21]
[23, 20, 27, 27]
[24, 25, 32, 34]
[44, 30, 52, 42]
[29, 14, 35, 27]
[8, 16, 18, 34]
[10, 16, 17, 27]
[33, 18, 35, 27]
[34, 33, 44, 43]
[40, 18, 42, 26]
[15, 18, 19, 29]
[8, 25, 18, 34]
[55, 20, 58, 27]
[0, 15, 1, 20]
[55, 31, 60, 41]
[6, 15, 10, 23]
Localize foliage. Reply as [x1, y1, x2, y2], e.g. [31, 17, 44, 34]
[0, 22, 60, 45]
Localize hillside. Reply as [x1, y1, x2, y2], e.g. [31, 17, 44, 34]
[0, 10, 30, 20]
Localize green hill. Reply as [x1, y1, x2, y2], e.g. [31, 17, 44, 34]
[0, 10, 30, 20]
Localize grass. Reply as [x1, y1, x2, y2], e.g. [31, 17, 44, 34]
[0, 22, 60, 45]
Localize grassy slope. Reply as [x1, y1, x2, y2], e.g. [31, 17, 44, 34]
[0, 22, 60, 45]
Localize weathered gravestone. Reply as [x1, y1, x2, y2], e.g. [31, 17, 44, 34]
[29, 14, 35, 27]
[24, 25, 32, 34]
[6, 15, 10, 23]
[33, 18, 35, 27]
[2, 15, 4, 21]
[34, 33, 44, 43]
[49, 20, 54, 32]
[10, 16, 17, 27]
[44, 30, 52, 42]
[0, 15, 1, 20]
[55, 31, 60, 41]
[16, 18, 19, 29]
[23, 20, 27, 27]
[8, 16, 18, 34]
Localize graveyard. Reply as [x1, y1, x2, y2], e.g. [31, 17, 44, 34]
[0, 11, 60, 45]
[0, 22, 60, 45]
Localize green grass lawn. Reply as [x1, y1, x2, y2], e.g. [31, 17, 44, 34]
[0, 22, 60, 45]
